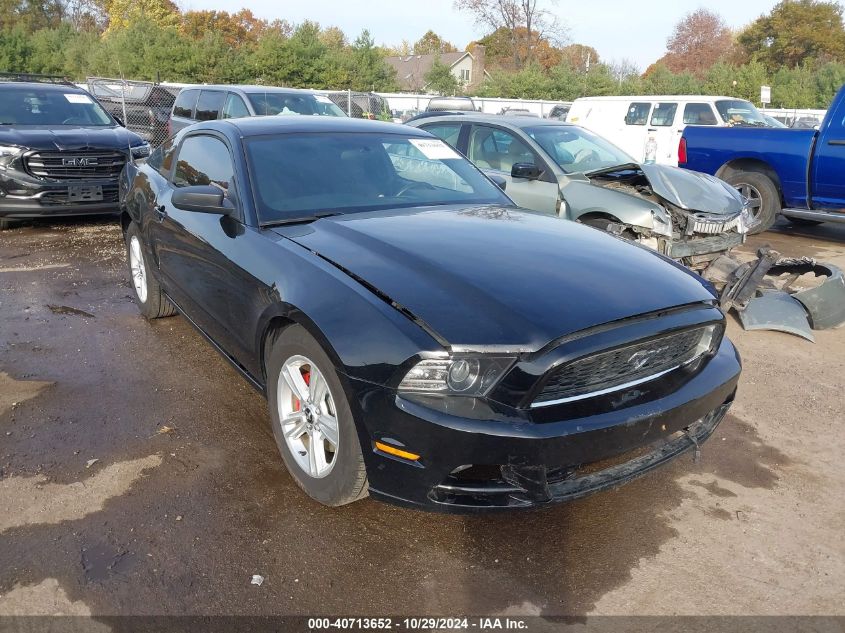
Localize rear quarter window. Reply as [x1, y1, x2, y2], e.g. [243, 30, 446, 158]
[173, 90, 199, 119]
[195, 90, 225, 122]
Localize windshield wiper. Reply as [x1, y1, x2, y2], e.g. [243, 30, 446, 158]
[260, 210, 344, 228]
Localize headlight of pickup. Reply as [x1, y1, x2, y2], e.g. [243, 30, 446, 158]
[398, 356, 515, 397]
[0, 145, 23, 168]
[130, 143, 151, 159]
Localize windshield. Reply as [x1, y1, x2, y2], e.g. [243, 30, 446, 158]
[247, 93, 346, 117]
[245, 132, 511, 224]
[526, 125, 635, 173]
[0, 89, 114, 126]
[715, 100, 768, 126]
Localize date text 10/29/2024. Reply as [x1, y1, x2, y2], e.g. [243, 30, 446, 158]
[308, 618, 529, 630]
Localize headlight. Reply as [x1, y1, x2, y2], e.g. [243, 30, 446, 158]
[651, 209, 673, 237]
[398, 356, 514, 396]
[0, 145, 23, 168]
[130, 143, 151, 159]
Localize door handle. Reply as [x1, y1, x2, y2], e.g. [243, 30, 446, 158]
[828, 139, 845, 146]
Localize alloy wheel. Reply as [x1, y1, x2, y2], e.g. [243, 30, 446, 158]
[277, 355, 340, 479]
[734, 182, 763, 228]
[129, 236, 148, 303]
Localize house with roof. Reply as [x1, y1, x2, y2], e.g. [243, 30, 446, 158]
[385, 46, 488, 93]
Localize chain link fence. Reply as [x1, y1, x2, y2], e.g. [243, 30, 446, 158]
[87, 77, 179, 147]
[324, 91, 389, 119]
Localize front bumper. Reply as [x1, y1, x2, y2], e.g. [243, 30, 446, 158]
[0, 170, 120, 219]
[348, 337, 741, 513]
[664, 231, 745, 259]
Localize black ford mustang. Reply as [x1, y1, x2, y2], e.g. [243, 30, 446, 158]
[119, 116, 741, 512]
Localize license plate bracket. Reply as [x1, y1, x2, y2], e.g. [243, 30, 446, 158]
[68, 185, 103, 202]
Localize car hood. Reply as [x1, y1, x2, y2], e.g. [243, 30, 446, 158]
[277, 206, 716, 351]
[584, 163, 744, 215]
[638, 163, 745, 214]
[0, 125, 144, 151]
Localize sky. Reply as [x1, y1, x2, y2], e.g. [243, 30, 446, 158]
[180, 0, 780, 69]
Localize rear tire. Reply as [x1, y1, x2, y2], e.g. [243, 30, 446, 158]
[723, 170, 780, 234]
[266, 324, 368, 507]
[124, 222, 177, 320]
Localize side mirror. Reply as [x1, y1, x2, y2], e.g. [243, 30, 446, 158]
[511, 163, 542, 180]
[171, 185, 234, 215]
[488, 174, 507, 191]
[114, 115, 125, 127]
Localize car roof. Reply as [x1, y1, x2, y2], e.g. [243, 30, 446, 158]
[178, 85, 322, 95]
[410, 113, 574, 130]
[572, 95, 738, 102]
[0, 82, 86, 92]
[193, 116, 436, 137]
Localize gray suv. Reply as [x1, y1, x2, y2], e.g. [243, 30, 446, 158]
[169, 85, 346, 134]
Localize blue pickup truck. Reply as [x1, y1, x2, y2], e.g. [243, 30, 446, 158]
[679, 84, 845, 233]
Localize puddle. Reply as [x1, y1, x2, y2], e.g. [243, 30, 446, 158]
[0, 372, 52, 417]
[0, 455, 162, 534]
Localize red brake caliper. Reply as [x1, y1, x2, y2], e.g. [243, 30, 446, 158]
[292, 369, 310, 411]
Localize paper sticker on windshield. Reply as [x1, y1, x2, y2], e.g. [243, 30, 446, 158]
[314, 95, 333, 104]
[409, 138, 461, 160]
[64, 94, 93, 104]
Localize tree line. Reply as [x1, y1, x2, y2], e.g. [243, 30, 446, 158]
[1, 0, 844, 109]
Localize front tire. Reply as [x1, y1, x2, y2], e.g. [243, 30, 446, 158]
[723, 170, 780, 234]
[124, 222, 176, 319]
[266, 325, 368, 507]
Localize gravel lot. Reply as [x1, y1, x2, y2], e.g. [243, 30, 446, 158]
[0, 217, 843, 617]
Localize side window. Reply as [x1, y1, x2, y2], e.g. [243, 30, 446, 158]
[147, 138, 177, 175]
[172, 89, 199, 119]
[222, 93, 250, 119]
[625, 102, 651, 125]
[195, 90, 225, 122]
[651, 102, 679, 126]
[468, 126, 537, 172]
[173, 136, 236, 202]
[420, 123, 462, 149]
[683, 103, 718, 125]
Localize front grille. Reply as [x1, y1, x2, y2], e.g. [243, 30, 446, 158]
[533, 325, 715, 407]
[25, 151, 127, 181]
[692, 214, 742, 234]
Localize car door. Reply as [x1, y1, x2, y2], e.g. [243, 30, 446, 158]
[647, 102, 680, 165]
[466, 124, 559, 214]
[621, 101, 652, 162]
[811, 95, 845, 209]
[150, 132, 259, 363]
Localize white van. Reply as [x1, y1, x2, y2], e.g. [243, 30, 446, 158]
[566, 96, 766, 166]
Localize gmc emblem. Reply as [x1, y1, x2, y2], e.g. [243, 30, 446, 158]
[63, 157, 97, 167]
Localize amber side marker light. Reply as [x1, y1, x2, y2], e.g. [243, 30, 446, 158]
[375, 441, 420, 462]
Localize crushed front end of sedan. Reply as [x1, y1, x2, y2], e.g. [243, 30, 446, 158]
[566, 162, 753, 274]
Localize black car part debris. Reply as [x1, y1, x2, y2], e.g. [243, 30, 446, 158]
[704, 246, 845, 340]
